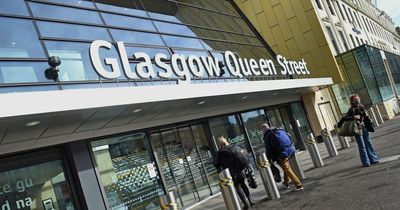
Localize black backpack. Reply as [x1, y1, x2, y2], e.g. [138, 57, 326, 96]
[228, 145, 249, 172]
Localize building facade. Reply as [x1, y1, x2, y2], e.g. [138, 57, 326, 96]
[0, 0, 332, 210]
[235, 0, 400, 135]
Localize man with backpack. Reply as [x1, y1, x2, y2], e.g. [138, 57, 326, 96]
[213, 137, 255, 209]
[261, 123, 304, 191]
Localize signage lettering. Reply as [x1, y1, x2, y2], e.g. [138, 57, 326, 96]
[90, 40, 311, 84]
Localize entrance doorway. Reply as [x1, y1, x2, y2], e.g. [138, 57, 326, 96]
[149, 123, 218, 208]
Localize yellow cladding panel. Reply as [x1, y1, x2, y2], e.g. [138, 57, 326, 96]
[279, 0, 295, 19]
[273, 4, 293, 41]
[260, 0, 278, 27]
[250, 0, 263, 15]
[235, 0, 343, 83]
[288, 17, 308, 54]
[256, 13, 276, 46]
[306, 9, 327, 47]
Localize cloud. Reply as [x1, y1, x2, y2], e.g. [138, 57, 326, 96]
[377, 0, 400, 26]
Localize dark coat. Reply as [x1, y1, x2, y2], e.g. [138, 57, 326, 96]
[338, 105, 374, 132]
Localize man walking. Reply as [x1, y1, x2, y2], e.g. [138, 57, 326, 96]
[261, 123, 303, 191]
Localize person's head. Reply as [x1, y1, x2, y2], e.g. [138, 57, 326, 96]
[217, 136, 229, 148]
[350, 94, 361, 106]
[261, 123, 270, 134]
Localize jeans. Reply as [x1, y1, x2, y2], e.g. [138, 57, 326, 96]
[278, 158, 302, 187]
[355, 128, 379, 166]
[233, 176, 251, 206]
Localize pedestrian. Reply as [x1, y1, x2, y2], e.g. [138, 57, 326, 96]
[261, 124, 304, 191]
[338, 94, 379, 167]
[213, 137, 255, 209]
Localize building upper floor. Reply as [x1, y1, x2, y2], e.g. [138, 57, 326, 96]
[1, 0, 316, 94]
[314, 0, 400, 56]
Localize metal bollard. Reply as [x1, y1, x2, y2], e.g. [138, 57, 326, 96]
[160, 191, 178, 210]
[257, 153, 280, 200]
[373, 105, 384, 124]
[350, 136, 356, 142]
[321, 128, 339, 157]
[305, 133, 324, 168]
[334, 125, 350, 149]
[218, 169, 241, 210]
[368, 107, 379, 127]
[289, 152, 305, 180]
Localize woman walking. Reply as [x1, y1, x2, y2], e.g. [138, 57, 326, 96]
[339, 94, 379, 167]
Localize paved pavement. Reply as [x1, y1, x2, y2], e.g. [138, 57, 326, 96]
[189, 115, 400, 210]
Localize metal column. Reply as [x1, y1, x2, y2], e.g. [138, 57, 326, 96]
[373, 105, 384, 124]
[321, 128, 339, 157]
[218, 169, 241, 210]
[289, 152, 305, 180]
[160, 191, 178, 210]
[257, 153, 281, 200]
[334, 125, 350, 149]
[305, 133, 324, 168]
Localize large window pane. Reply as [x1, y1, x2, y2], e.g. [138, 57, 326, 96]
[41, 0, 95, 8]
[209, 115, 255, 166]
[102, 13, 156, 31]
[291, 102, 313, 140]
[0, 61, 48, 84]
[110, 29, 164, 46]
[0, 159, 76, 210]
[154, 21, 196, 36]
[95, 0, 147, 17]
[45, 41, 118, 81]
[241, 110, 268, 156]
[162, 35, 204, 49]
[0, 0, 29, 16]
[29, 2, 103, 24]
[0, 17, 45, 58]
[91, 133, 164, 210]
[37, 21, 111, 41]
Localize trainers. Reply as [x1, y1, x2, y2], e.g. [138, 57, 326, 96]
[282, 182, 290, 189]
[293, 186, 304, 192]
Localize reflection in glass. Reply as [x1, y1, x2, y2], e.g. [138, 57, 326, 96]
[209, 115, 255, 166]
[102, 13, 156, 31]
[110, 29, 165, 46]
[91, 133, 164, 210]
[154, 21, 196, 36]
[95, 0, 147, 17]
[162, 35, 204, 49]
[42, 0, 95, 8]
[241, 110, 268, 156]
[0, 160, 76, 210]
[45, 41, 118, 81]
[29, 2, 103, 24]
[0, 62, 48, 84]
[0, 17, 45, 58]
[0, 0, 29, 15]
[290, 102, 313, 141]
[37, 21, 111, 41]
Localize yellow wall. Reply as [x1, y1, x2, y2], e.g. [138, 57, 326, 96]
[234, 0, 343, 83]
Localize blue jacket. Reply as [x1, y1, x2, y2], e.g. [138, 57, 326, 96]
[263, 128, 295, 161]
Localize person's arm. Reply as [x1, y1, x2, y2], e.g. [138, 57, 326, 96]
[345, 108, 355, 120]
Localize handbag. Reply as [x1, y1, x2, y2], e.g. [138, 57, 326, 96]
[339, 120, 362, 136]
[245, 166, 257, 189]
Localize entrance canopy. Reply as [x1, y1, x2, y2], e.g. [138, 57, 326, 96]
[0, 78, 332, 155]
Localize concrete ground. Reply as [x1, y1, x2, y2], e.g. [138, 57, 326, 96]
[189, 115, 400, 210]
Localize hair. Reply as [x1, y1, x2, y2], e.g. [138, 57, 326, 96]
[349, 94, 360, 104]
[217, 136, 229, 146]
[261, 123, 270, 131]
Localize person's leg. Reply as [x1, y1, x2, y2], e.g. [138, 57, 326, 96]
[233, 178, 249, 208]
[362, 129, 379, 163]
[279, 158, 302, 188]
[355, 133, 370, 167]
[239, 178, 254, 206]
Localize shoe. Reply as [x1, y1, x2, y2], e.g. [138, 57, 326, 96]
[293, 185, 304, 192]
[371, 161, 379, 164]
[248, 198, 255, 206]
[282, 182, 290, 189]
[243, 204, 249, 210]
[363, 164, 370, 167]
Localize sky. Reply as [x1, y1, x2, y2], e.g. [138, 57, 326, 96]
[377, 0, 400, 26]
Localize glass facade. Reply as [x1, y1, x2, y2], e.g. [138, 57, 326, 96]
[0, 151, 76, 210]
[0, 0, 297, 93]
[91, 133, 164, 210]
[386, 51, 400, 93]
[334, 45, 395, 112]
